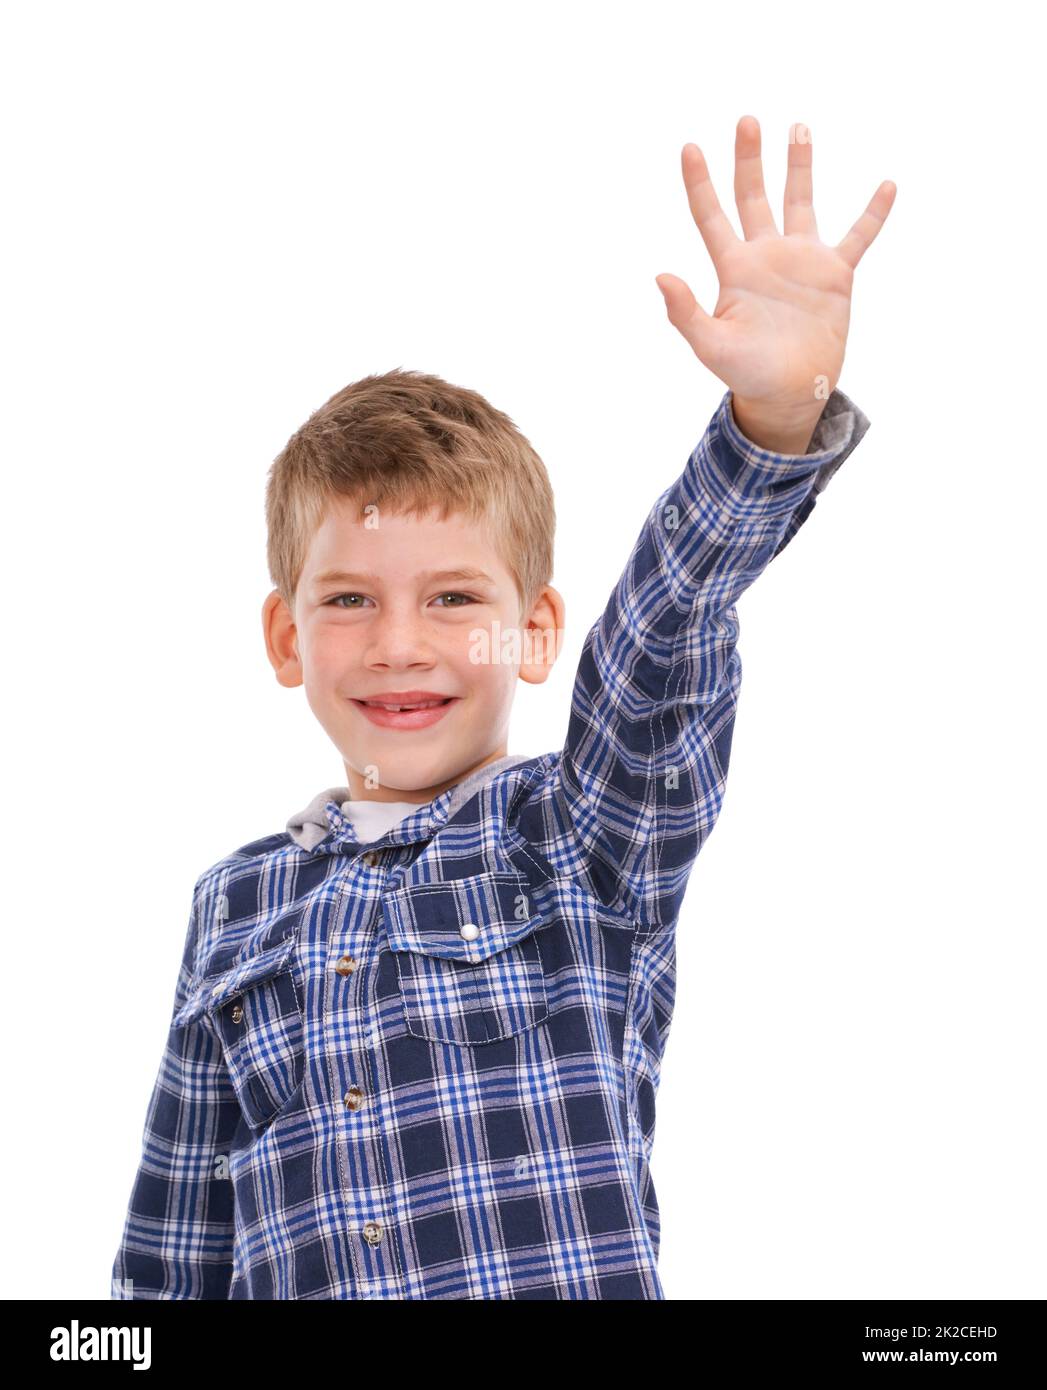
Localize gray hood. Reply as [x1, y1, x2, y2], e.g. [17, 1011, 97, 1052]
[285, 752, 534, 852]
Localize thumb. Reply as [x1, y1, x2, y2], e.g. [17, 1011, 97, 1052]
[655, 273, 719, 366]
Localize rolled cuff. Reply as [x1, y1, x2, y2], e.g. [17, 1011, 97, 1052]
[697, 387, 871, 522]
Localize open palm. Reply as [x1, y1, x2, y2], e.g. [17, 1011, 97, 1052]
[656, 117, 895, 414]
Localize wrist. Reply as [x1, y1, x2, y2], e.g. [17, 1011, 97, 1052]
[730, 393, 827, 456]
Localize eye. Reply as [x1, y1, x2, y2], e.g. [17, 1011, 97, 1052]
[324, 593, 372, 609]
[431, 591, 478, 607]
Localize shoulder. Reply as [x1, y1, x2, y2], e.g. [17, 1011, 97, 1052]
[189, 829, 301, 925]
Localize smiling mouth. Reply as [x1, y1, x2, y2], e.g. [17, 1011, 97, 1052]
[352, 697, 455, 712]
[349, 696, 461, 730]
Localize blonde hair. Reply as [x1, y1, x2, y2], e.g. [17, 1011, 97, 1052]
[265, 367, 555, 618]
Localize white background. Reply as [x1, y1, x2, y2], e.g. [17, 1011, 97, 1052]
[2, 0, 1043, 1301]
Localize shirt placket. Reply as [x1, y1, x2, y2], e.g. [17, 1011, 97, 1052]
[323, 840, 410, 1299]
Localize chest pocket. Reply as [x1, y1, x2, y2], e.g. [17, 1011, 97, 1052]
[172, 931, 304, 1130]
[381, 871, 548, 1046]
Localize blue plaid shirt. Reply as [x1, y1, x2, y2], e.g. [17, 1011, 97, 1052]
[112, 386, 870, 1300]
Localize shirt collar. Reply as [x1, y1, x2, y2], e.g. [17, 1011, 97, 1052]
[285, 752, 534, 854]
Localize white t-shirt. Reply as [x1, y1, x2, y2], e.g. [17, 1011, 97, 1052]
[339, 798, 422, 844]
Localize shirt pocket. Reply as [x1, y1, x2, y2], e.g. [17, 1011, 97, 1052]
[381, 870, 548, 1046]
[172, 931, 304, 1130]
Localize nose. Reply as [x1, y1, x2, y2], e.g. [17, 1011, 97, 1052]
[363, 604, 438, 669]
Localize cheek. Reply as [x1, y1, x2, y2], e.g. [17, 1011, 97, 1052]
[469, 655, 517, 705]
[304, 625, 358, 680]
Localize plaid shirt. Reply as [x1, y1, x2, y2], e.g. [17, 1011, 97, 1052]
[112, 386, 870, 1300]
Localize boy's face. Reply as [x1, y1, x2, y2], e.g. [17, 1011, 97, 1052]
[263, 497, 563, 804]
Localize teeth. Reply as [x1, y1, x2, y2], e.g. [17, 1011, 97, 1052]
[364, 699, 446, 711]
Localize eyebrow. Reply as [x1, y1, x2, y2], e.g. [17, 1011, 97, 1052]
[309, 566, 497, 590]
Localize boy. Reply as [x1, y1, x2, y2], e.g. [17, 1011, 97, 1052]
[112, 117, 894, 1300]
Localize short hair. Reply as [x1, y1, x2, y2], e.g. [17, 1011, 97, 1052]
[264, 367, 556, 618]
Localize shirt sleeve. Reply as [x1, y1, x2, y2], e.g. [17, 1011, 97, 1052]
[548, 386, 871, 931]
[111, 886, 240, 1299]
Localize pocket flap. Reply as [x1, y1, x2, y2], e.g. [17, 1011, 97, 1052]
[382, 871, 542, 964]
[173, 931, 299, 1028]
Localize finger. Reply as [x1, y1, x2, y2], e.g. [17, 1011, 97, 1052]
[681, 142, 739, 270]
[655, 274, 723, 368]
[734, 114, 778, 240]
[835, 180, 897, 270]
[784, 121, 818, 237]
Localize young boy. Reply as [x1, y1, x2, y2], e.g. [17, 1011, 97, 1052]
[112, 117, 894, 1300]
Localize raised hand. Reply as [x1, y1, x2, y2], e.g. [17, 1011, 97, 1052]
[656, 116, 895, 453]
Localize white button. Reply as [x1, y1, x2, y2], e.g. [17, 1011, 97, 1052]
[459, 922, 479, 941]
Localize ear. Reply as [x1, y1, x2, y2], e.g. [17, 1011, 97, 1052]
[262, 589, 303, 689]
[518, 584, 566, 688]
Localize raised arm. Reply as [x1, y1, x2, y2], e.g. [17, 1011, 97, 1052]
[547, 383, 869, 930]
[538, 117, 890, 929]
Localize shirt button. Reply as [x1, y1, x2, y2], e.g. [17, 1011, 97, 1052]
[333, 954, 358, 976]
[460, 922, 479, 941]
[363, 852, 381, 867]
[362, 1220, 383, 1246]
[344, 1086, 365, 1111]
[230, 1003, 244, 1024]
